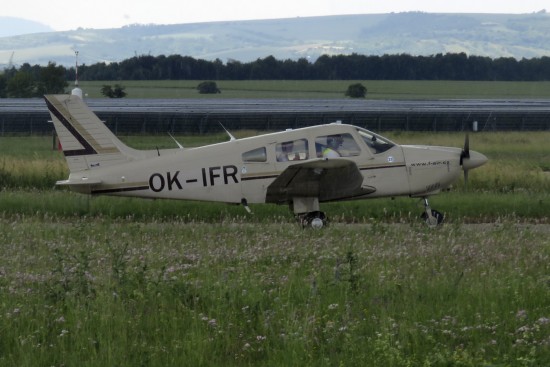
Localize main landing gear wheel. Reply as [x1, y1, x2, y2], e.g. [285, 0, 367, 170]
[298, 211, 327, 229]
[421, 209, 444, 227]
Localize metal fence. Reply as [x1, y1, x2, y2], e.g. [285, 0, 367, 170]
[1, 99, 549, 135]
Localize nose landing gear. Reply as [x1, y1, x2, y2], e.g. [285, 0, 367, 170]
[421, 198, 444, 227]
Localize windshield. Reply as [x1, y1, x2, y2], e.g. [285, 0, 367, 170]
[356, 128, 395, 154]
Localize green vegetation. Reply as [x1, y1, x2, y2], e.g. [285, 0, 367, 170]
[1, 62, 67, 97]
[0, 217, 548, 366]
[76, 79, 550, 99]
[345, 83, 367, 98]
[197, 81, 221, 94]
[72, 53, 550, 82]
[100, 84, 127, 98]
[0, 132, 549, 365]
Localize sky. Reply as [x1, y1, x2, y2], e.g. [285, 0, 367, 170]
[5, 0, 549, 31]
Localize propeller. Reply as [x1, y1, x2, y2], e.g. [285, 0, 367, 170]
[459, 133, 470, 187]
[457, 133, 488, 189]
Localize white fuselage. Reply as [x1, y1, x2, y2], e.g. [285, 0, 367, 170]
[65, 124, 485, 205]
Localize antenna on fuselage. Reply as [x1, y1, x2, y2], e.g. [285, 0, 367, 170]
[168, 132, 184, 149]
[219, 121, 236, 141]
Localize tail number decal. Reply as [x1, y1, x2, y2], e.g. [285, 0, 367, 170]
[149, 165, 239, 192]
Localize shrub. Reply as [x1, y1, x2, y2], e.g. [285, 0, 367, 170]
[101, 84, 127, 98]
[345, 83, 367, 98]
[197, 81, 221, 94]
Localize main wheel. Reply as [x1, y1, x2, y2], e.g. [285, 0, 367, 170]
[421, 209, 444, 226]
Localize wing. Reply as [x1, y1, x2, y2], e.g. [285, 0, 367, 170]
[266, 159, 376, 204]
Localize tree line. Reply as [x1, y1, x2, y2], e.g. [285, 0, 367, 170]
[1, 53, 550, 97]
[72, 53, 550, 82]
[0, 62, 67, 98]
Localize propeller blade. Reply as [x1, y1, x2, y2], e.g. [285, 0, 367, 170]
[460, 133, 470, 165]
[460, 133, 471, 189]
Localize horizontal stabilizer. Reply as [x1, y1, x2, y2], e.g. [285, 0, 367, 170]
[56, 177, 103, 195]
[56, 178, 103, 186]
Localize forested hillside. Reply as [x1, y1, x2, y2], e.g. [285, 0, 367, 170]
[1, 12, 549, 67]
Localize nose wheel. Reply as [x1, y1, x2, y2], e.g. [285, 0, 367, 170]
[298, 211, 327, 228]
[421, 198, 444, 227]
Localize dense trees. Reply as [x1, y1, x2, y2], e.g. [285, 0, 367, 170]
[2, 62, 67, 98]
[1, 53, 550, 97]
[73, 53, 550, 82]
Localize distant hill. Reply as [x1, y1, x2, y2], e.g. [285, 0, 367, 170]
[0, 17, 53, 37]
[1, 12, 549, 68]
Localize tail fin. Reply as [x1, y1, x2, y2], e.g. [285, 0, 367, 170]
[45, 94, 142, 173]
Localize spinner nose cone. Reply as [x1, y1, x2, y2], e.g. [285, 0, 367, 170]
[462, 150, 488, 171]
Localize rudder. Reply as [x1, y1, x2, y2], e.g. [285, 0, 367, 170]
[45, 94, 140, 173]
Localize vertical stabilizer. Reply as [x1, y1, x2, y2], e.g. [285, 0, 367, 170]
[45, 94, 141, 173]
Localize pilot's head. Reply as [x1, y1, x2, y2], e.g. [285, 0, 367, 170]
[327, 135, 343, 149]
[282, 141, 294, 152]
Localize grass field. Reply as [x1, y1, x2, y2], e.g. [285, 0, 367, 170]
[1, 127, 549, 365]
[1, 217, 549, 366]
[76, 80, 550, 99]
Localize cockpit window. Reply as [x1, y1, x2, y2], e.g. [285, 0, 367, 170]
[276, 139, 309, 162]
[242, 147, 267, 162]
[356, 128, 395, 154]
[315, 133, 361, 158]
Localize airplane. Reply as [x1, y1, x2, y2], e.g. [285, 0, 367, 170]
[44, 94, 488, 228]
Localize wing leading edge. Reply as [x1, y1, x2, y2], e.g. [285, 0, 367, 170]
[266, 159, 376, 204]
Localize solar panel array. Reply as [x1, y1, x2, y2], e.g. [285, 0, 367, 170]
[1, 98, 549, 135]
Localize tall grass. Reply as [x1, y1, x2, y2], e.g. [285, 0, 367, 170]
[1, 190, 548, 224]
[0, 216, 548, 365]
[0, 157, 66, 189]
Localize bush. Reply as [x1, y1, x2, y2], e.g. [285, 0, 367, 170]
[345, 83, 367, 98]
[197, 81, 221, 94]
[101, 84, 127, 98]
